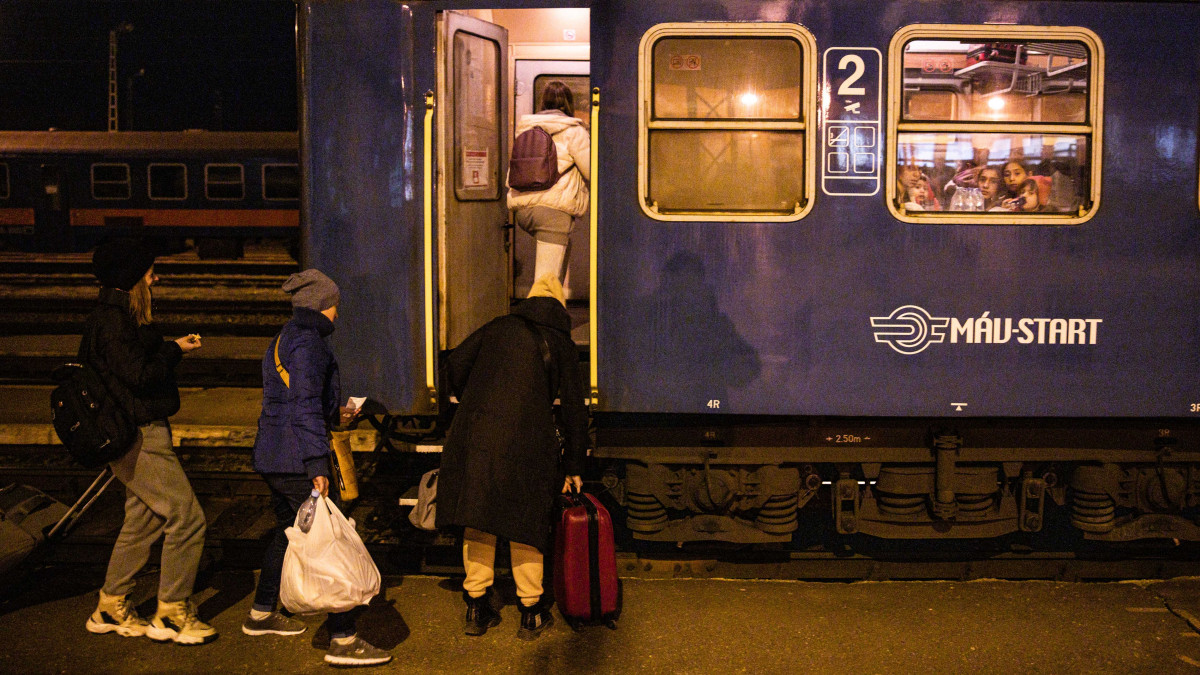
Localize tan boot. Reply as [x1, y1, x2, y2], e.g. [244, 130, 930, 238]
[85, 591, 149, 638]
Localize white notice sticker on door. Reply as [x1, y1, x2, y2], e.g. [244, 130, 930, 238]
[462, 149, 489, 188]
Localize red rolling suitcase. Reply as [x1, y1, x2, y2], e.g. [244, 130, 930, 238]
[553, 492, 620, 628]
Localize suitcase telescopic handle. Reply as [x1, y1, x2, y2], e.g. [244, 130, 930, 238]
[46, 466, 116, 539]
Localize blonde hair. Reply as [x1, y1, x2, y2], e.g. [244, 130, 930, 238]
[128, 274, 153, 326]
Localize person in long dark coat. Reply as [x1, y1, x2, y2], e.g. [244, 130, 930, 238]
[436, 274, 588, 640]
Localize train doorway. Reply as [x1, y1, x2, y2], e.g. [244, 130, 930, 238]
[437, 8, 591, 349]
[511, 62, 590, 304]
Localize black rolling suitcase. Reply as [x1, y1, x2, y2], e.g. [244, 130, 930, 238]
[0, 468, 116, 576]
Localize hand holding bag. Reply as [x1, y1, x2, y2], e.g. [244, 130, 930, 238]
[280, 496, 380, 614]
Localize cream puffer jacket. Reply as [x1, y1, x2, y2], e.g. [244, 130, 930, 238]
[506, 110, 590, 217]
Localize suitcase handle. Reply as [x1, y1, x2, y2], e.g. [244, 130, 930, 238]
[46, 467, 115, 539]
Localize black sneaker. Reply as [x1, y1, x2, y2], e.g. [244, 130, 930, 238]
[324, 635, 392, 667]
[242, 611, 307, 636]
[463, 590, 501, 636]
[517, 601, 554, 641]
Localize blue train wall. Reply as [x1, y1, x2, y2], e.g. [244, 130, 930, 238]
[299, 1, 423, 412]
[594, 0, 1200, 418]
[301, 0, 1200, 420]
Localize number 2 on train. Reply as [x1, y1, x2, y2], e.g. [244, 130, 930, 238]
[837, 54, 866, 97]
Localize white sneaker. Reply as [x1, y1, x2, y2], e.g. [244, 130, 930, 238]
[85, 591, 149, 637]
[146, 599, 218, 645]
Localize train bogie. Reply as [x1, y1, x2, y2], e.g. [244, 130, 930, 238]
[299, 0, 1200, 546]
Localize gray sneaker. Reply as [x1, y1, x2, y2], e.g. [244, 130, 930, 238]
[242, 612, 307, 636]
[324, 636, 392, 667]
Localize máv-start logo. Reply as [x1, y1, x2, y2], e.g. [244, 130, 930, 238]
[870, 305, 1102, 356]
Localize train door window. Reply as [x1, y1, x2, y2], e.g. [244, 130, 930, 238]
[532, 74, 590, 127]
[148, 163, 187, 200]
[263, 164, 299, 201]
[639, 23, 817, 221]
[205, 164, 245, 200]
[0, 163, 8, 199]
[887, 26, 1103, 224]
[91, 163, 131, 200]
[452, 31, 501, 200]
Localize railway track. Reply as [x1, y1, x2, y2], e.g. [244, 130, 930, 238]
[0, 245, 300, 278]
[0, 245, 297, 336]
[5, 444, 1200, 580]
[0, 277, 292, 336]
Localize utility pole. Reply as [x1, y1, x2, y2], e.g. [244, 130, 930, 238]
[107, 23, 133, 132]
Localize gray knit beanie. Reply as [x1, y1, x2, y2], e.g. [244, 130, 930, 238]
[282, 269, 340, 311]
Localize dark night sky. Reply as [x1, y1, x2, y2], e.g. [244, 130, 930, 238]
[0, 0, 297, 131]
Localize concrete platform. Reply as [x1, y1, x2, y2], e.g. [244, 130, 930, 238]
[1, 567, 1198, 674]
[0, 384, 379, 451]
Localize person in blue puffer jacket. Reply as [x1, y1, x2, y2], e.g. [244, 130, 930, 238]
[244, 268, 391, 668]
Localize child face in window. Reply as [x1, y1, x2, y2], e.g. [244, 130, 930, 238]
[978, 168, 1001, 201]
[1019, 180, 1040, 211]
[898, 164, 920, 190]
[1003, 162, 1027, 194]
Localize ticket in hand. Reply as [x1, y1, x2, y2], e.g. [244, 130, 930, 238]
[346, 396, 366, 410]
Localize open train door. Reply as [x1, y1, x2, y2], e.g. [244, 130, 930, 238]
[437, 12, 510, 349]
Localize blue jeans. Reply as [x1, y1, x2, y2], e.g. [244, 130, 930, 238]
[252, 472, 356, 639]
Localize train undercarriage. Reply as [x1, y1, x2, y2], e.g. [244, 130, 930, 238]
[595, 418, 1200, 545]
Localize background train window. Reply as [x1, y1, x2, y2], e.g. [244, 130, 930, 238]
[0, 163, 8, 199]
[533, 75, 590, 127]
[91, 163, 131, 200]
[205, 164, 245, 200]
[262, 164, 299, 201]
[639, 24, 817, 221]
[888, 28, 1102, 223]
[148, 163, 187, 200]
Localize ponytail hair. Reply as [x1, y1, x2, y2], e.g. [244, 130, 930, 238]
[128, 274, 153, 326]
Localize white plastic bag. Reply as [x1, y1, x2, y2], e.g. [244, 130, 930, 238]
[280, 496, 380, 614]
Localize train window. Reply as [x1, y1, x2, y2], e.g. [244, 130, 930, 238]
[148, 164, 187, 200]
[639, 23, 817, 221]
[0, 163, 8, 199]
[887, 27, 1103, 224]
[206, 164, 245, 200]
[91, 163, 131, 200]
[263, 164, 300, 201]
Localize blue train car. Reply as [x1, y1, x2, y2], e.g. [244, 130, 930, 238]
[300, 0, 1200, 546]
[0, 131, 298, 255]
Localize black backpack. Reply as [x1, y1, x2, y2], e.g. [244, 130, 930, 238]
[50, 349, 137, 468]
[508, 126, 561, 191]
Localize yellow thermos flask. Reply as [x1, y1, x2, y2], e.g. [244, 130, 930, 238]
[329, 430, 359, 501]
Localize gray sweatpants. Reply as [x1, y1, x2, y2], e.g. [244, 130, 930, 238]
[515, 205, 574, 246]
[102, 420, 206, 603]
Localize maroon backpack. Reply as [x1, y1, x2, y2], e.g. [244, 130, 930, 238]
[508, 126, 560, 191]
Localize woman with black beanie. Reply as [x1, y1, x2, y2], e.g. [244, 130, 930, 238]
[81, 239, 215, 645]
